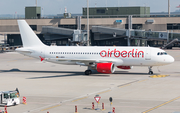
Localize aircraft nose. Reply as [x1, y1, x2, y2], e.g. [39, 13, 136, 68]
[166, 55, 174, 64]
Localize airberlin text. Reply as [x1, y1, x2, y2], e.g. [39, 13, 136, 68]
[100, 49, 144, 58]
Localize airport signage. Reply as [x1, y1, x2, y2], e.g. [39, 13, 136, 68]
[159, 32, 168, 39]
[94, 96, 101, 103]
[109, 97, 113, 102]
[115, 20, 123, 23]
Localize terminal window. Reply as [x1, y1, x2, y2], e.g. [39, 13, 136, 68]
[58, 24, 85, 30]
[167, 23, 180, 30]
[125, 24, 142, 29]
[59, 25, 77, 29]
[97, 9, 105, 14]
[30, 25, 37, 31]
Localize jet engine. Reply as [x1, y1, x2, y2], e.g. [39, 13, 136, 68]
[96, 63, 115, 74]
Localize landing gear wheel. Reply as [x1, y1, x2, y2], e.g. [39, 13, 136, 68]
[89, 70, 92, 74]
[85, 70, 92, 75]
[148, 71, 153, 75]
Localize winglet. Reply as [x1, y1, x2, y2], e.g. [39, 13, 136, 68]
[39, 56, 45, 61]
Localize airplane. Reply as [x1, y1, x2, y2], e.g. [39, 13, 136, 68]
[16, 20, 174, 75]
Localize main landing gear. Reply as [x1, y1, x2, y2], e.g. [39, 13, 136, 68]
[148, 66, 153, 75]
[85, 70, 92, 75]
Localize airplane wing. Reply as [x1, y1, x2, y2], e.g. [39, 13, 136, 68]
[45, 58, 123, 66]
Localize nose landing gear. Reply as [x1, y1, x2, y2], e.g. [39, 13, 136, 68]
[148, 66, 153, 75]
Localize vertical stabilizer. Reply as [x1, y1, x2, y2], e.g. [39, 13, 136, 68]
[17, 20, 45, 47]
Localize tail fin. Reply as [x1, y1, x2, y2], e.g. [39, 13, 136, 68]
[17, 20, 45, 47]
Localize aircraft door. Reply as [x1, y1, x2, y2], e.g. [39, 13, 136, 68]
[145, 49, 151, 60]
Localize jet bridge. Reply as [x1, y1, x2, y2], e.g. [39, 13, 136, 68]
[91, 26, 179, 47]
[42, 26, 74, 36]
[41, 26, 87, 45]
[92, 26, 127, 40]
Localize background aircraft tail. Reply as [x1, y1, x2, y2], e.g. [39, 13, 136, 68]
[17, 20, 45, 47]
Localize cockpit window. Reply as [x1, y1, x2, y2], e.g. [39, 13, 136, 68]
[157, 52, 167, 55]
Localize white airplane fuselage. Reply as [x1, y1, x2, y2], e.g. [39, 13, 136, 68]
[16, 20, 174, 75]
[16, 46, 174, 66]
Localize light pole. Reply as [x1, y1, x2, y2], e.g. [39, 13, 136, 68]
[168, 0, 170, 17]
[87, 0, 89, 46]
[144, 3, 146, 16]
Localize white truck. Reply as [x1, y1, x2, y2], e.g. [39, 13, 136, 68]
[0, 89, 20, 106]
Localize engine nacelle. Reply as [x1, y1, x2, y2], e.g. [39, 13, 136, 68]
[96, 63, 115, 74]
[117, 66, 133, 70]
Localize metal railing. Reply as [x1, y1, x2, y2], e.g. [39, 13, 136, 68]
[0, 14, 180, 20]
[162, 38, 179, 49]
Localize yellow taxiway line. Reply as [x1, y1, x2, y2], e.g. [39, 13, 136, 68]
[118, 84, 131, 88]
[138, 79, 148, 83]
[142, 96, 180, 113]
[41, 104, 61, 111]
[72, 96, 88, 102]
[150, 75, 169, 78]
[98, 90, 111, 95]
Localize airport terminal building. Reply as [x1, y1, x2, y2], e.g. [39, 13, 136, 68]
[0, 6, 180, 48]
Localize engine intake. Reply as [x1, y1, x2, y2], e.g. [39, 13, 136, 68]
[96, 63, 115, 74]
